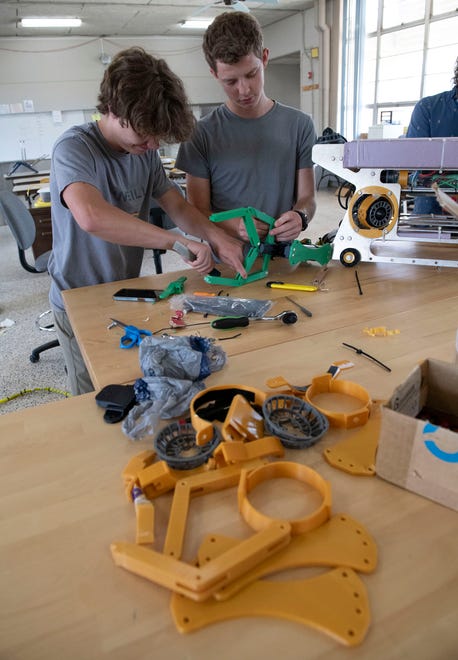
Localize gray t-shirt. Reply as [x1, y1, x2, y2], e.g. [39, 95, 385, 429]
[48, 122, 173, 310]
[176, 101, 316, 218]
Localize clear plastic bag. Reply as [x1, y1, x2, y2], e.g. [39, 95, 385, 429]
[171, 294, 273, 318]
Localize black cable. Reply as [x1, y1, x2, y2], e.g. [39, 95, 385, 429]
[342, 342, 392, 372]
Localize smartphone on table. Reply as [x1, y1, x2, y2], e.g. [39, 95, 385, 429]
[113, 288, 158, 302]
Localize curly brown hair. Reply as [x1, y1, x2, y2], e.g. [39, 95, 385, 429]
[202, 12, 264, 71]
[96, 47, 195, 143]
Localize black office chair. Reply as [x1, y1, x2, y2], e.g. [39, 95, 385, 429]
[0, 190, 59, 362]
[149, 182, 186, 274]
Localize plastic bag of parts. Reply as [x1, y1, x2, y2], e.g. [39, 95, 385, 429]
[122, 399, 162, 441]
[139, 334, 227, 381]
[172, 294, 273, 318]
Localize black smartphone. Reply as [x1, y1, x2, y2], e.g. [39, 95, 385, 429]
[113, 288, 158, 302]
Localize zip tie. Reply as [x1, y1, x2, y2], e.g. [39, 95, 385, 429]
[0, 386, 72, 404]
[342, 343, 391, 373]
[355, 270, 363, 295]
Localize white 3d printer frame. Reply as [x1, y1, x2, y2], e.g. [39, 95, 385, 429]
[313, 138, 458, 269]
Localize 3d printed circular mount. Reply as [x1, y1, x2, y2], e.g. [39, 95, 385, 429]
[238, 461, 332, 535]
[348, 185, 399, 238]
[305, 373, 371, 429]
[154, 421, 221, 470]
[262, 394, 329, 449]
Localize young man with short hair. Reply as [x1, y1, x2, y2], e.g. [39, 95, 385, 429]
[176, 12, 317, 244]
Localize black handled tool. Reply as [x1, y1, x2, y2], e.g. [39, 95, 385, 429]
[211, 316, 250, 329]
[211, 311, 297, 330]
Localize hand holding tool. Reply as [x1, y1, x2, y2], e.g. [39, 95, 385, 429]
[109, 318, 152, 349]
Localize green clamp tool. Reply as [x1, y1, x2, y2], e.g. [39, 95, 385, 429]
[158, 275, 187, 299]
[204, 207, 333, 287]
[287, 239, 333, 266]
[205, 207, 277, 287]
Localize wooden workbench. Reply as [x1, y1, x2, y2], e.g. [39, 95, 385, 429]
[62, 259, 458, 392]
[0, 337, 457, 658]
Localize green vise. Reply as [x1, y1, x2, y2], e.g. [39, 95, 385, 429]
[204, 206, 332, 287]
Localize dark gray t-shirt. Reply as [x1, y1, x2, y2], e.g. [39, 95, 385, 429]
[48, 122, 173, 310]
[176, 101, 316, 218]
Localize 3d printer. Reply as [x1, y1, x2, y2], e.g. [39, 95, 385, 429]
[313, 138, 458, 268]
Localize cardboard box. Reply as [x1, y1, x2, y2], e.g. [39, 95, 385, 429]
[376, 359, 458, 511]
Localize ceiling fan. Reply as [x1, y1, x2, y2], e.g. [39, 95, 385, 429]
[201, 0, 279, 14]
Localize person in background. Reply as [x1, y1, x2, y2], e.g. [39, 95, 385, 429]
[176, 12, 317, 246]
[406, 57, 458, 138]
[406, 57, 458, 214]
[49, 47, 245, 396]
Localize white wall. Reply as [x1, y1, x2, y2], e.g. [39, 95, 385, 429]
[0, 35, 217, 112]
[0, 4, 339, 159]
[0, 8, 325, 112]
[266, 61, 301, 109]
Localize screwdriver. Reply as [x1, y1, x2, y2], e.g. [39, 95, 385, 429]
[285, 296, 313, 318]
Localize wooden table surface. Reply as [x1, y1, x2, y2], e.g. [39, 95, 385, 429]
[62, 259, 458, 391]
[4, 169, 50, 180]
[1, 332, 457, 659]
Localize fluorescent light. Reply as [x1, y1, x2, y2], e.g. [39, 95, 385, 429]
[20, 18, 82, 28]
[180, 19, 213, 29]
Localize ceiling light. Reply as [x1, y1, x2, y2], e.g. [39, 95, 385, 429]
[180, 19, 214, 29]
[20, 18, 82, 28]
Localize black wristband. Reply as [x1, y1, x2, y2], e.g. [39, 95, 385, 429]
[293, 209, 308, 231]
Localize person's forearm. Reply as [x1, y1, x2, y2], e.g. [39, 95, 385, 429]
[70, 196, 185, 251]
[295, 195, 316, 222]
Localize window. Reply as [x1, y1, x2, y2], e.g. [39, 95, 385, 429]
[341, 0, 457, 139]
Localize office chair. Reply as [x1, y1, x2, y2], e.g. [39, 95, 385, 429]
[0, 190, 59, 362]
[149, 182, 186, 274]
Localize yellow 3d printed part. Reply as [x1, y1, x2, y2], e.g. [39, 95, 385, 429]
[190, 385, 267, 446]
[323, 402, 382, 476]
[363, 326, 400, 337]
[111, 520, 291, 602]
[221, 394, 265, 442]
[238, 461, 332, 535]
[213, 435, 284, 468]
[122, 450, 157, 501]
[162, 459, 269, 560]
[170, 567, 370, 646]
[197, 513, 378, 600]
[137, 460, 213, 498]
[305, 373, 371, 429]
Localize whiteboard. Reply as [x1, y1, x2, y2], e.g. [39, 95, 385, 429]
[0, 110, 85, 162]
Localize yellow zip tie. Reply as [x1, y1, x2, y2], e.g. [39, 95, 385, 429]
[0, 387, 72, 404]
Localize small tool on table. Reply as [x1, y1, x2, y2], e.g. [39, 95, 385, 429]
[109, 318, 152, 348]
[285, 296, 313, 318]
[210, 310, 298, 328]
[167, 310, 298, 332]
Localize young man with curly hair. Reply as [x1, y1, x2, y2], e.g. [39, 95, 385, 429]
[176, 12, 317, 244]
[49, 47, 245, 395]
